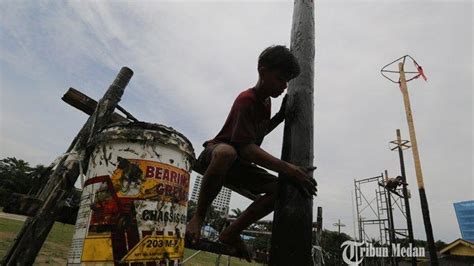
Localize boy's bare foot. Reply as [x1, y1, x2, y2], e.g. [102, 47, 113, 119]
[185, 215, 203, 245]
[219, 232, 253, 262]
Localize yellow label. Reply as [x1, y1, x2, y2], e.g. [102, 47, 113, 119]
[121, 236, 184, 262]
[81, 234, 114, 262]
[110, 159, 190, 205]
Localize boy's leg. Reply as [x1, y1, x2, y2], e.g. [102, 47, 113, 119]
[186, 143, 237, 243]
[219, 183, 276, 240]
[219, 181, 277, 262]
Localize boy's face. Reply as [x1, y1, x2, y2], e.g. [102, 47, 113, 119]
[262, 68, 289, 98]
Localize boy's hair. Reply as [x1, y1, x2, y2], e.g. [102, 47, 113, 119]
[258, 45, 300, 80]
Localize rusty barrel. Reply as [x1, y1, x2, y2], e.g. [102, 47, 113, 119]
[67, 121, 195, 265]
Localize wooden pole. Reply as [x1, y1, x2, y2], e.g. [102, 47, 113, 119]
[314, 207, 323, 266]
[61, 88, 129, 123]
[2, 67, 133, 265]
[398, 62, 438, 265]
[394, 129, 416, 266]
[316, 206, 323, 236]
[333, 219, 346, 234]
[270, 0, 315, 265]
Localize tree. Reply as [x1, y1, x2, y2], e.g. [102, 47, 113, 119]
[320, 229, 352, 265]
[249, 233, 271, 253]
[28, 164, 52, 196]
[435, 240, 447, 250]
[206, 205, 229, 233]
[0, 157, 33, 194]
[186, 200, 197, 222]
[0, 157, 35, 205]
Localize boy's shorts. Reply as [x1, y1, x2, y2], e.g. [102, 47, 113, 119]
[194, 143, 278, 195]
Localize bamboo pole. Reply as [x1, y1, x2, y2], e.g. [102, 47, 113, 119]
[398, 62, 438, 265]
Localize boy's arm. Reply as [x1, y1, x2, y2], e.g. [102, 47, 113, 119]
[267, 112, 284, 135]
[237, 143, 317, 197]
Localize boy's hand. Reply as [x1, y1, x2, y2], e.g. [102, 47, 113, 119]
[285, 164, 317, 198]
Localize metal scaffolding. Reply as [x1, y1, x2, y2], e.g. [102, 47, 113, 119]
[354, 174, 389, 245]
[355, 173, 410, 243]
[355, 172, 411, 265]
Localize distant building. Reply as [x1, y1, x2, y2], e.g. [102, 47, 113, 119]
[454, 200, 474, 242]
[190, 175, 232, 214]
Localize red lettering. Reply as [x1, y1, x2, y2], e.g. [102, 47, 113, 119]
[163, 169, 170, 181]
[156, 167, 163, 179]
[179, 174, 188, 186]
[171, 171, 177, 183]
[145, 166, 155, 178]
[144, 165, 189, 195]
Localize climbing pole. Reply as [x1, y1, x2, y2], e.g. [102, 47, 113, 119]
[381, 55, 438, 265]
[270, 0, 316, 265]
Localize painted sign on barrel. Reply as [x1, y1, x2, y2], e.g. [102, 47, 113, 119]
[67, 122, 194, 265]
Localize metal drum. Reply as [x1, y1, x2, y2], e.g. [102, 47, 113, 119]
[67, 121, 194, 265]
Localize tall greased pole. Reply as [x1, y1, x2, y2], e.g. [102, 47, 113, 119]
[398, 62, 438, 265]
[270, 0, 315, 265]
[2, 67, 133, 265]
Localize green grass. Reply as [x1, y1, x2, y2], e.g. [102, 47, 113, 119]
[183, 249, 262, 266]
[0, 218, 74, 264]
[0, 217, 23, 233]
[0, 218, 262, 265]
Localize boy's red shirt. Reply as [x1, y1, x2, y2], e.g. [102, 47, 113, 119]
[205, 88, 271, 147]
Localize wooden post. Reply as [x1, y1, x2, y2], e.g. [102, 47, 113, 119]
[394, 129, 416, 266]
[333, 219, 346, 234]
[61, 88, 129, 123]
[270, 0, 315, 265]
[314, 207, 323, 266]
[398, 62, 438, 265]
[316, 206, 323, 238]
[2, 67, 133, 265]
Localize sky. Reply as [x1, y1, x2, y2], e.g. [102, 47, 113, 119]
[0, 1, 472, 243]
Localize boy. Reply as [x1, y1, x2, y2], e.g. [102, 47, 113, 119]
[187, 45, 317, 261]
